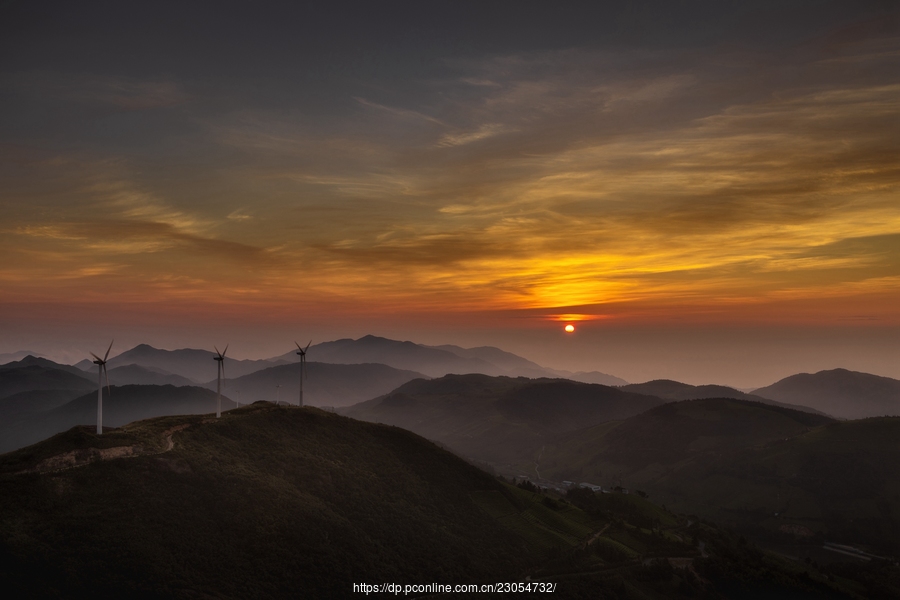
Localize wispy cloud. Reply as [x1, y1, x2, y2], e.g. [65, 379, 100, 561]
[3, 35, 898, 323]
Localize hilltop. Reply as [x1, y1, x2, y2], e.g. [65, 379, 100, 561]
[752, 368, 900, 419]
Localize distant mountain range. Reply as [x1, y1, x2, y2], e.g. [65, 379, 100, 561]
[74, 344, 288, 383]
[68, 337, 626, 385]
[13, 341, 898, 423]
[3, 342, 900, 459]
[272, 335, 628, 384]
[0, 350, 46, 364]
[0, 357, 94, 399]
[752, 368, 900, 419]
[107, 364, 196, 387]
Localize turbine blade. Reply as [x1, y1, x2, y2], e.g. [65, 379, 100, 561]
[214, 346, 221, 357]
[90, 352, 102, 362]
[103, 364, 111, 396]
[104, 339, 114, 361]
[295, 341, 301, 350]
[222, 344, 228, 357]
[305, 341, 311, 352]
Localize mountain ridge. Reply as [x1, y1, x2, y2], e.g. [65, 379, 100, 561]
[342, 374, 664, 463]
[752, 368, 900, 419]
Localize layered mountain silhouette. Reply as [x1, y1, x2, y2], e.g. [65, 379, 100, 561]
[74, 344, 288, 383]
[273, 335, 627, 383]
[0, 350, 46, 364]
[107, 364, 196, 387]
[274, 335, 521, 377]
[205, 361, 427, 408]
[752, 368, 900, 419]
[343, 374, 663, 463]
[0, 358, 94, 400]
[622, 379, 828, 415]
[0, 384, 227, 453]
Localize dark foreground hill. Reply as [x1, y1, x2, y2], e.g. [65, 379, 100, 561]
[541, 398, 900, 554]
[0, 405, 883, 599]
[752, 368, 900, 419]
[343, 374, 664, 463]
[0, 405, 527, 598]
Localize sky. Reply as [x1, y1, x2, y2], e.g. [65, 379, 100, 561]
[1, 1, 898, 387]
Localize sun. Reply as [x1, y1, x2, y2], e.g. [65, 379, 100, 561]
[564, 324, 575, 333]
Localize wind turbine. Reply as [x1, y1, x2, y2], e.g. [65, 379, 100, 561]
[295, 341, 311, 407]
[90, 340, 113, 435]
[214, 345, 228, 418]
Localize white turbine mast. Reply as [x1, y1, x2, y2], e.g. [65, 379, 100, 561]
[295, 341, 311, 407]
[214, 344, 228, 418]
[90, 340, 113, 435]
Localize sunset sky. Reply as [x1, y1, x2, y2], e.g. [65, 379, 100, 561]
[1, 1, 898, 387]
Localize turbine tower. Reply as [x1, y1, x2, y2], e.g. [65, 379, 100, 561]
[90, 340, 113, 435]
[295, 341, 311, 407]
[214, 345, 228, 418]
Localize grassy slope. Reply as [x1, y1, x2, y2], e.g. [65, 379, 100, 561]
[542, 398, 900, 553]
[0, 404, 531, 598]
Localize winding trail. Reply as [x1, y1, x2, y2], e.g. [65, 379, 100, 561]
[20, 423, 192, 475]
[584, 523, 611, 548]
[161, 424, 190, 452]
